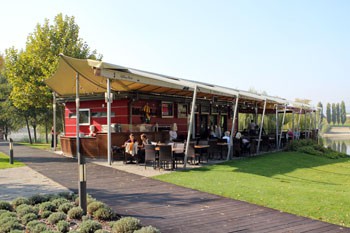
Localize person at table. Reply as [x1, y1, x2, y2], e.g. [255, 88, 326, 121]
[169, 125, 178, 142]
[138, 134, 151, 163]
[249, 120, 257, 135]
[222, 131, 231, 144]
[124, 134, 138, 163]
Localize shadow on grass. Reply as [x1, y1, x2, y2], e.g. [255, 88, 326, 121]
[182, 151, 350, 178]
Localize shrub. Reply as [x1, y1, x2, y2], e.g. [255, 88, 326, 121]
[75, 195, 96, 206]
[28, 194, 49, 205]
[21, 212, 38, 225]
[16, 204, 37, 218]
[26, 220, 48, 233]
[79, 220, 102, 233]
[95, 230, 109, 233]
[8, 230, 23, 233]
[0, 217, 23, 232]
[11, 197, 30, 209]
[0, 201, 13, 211]
[56, 220, 70, 233]
[94, 206, 115, 221]
[111, 217, 142, 233]
[134, 226, 161, 233]
[87, 201, 106, 215]
[39, 201, 56, 212]
[47, 212, 67, 224]
[67, 207, 83, 220]
[41, 210, 52, 219]
[57, 192, 73, 200]
[0, 210, 17, 218]
[52, 198, 69, 208]
[58, 202, 74, 214]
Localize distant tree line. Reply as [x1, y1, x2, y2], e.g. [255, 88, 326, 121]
[317, 101, 347, 126]
[0, 13, 101, 143]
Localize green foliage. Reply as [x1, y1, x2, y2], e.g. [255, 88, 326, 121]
[93, 206, 115, 221]
[58, 202, 74, 214]
[26, 220, 47, 233]
[21, 212, 38, 225]
[51, 198, 69, 208]
[11, 197, 30, 209]
[16, 204, 37, 218]
[47, 212, 67, 224]
[341, 101, 346, 125]
[0, 210, 17, 219]
[134, 226, 161, 233]
[39, 201, 56, 212]
[40, 210, 52, 219]
[286, 139, 348, 159]
[0, 216, 23, 232]
[0, 201, 13, 211]
[111, 217, 142, 233]
[56, 220, 70, 233]
[28, 194, 49, 205]
[326, 103, 331, 124]
[67, 207, 83, 220]
[79, 220, 102, 233]
[87, 201, 105, 215]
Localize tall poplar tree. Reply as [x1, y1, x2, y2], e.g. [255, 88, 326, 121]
[316, 102, 323, 125]
[336, 103, 340, 125]
[331, 103, 336, 125]
[326, 103, 331, 124]
[341, 101, 346, 125]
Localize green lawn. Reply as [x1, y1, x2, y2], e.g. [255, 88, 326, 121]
[154, 152, 350, 227]
[0, 152, 25, 169]
[17, 142, 60, 150]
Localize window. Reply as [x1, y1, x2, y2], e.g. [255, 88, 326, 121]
[161, 102, 174, 118]
[177, 103, 188, 118]
[68, 109, 90, 125]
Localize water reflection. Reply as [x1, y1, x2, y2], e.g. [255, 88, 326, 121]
[321, 136, 350, 155]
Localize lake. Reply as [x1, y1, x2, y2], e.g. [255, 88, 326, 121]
[321, 136, 350, 155]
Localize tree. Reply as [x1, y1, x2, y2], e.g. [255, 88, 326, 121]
[316, 102, 323, 125]
[326, 103, 331, 124]
[336, 103, 340, 125]
[3, 13, 101, 143]
[341, 101, 346, 125]
[331, 103, 336, 125]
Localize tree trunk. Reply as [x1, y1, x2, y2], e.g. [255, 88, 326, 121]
[25, 115, 32, 144]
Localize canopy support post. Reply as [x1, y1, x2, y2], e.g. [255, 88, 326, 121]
[53, 92, 57, 151]
[184, 85, 197, 169]
[278, 104, 287, 149]
[76, 72, 87, 214]
[227, 95, 239, 161]
[107, 78, 112, 165]
[257, 99, 266, 154]
[275, 105, 279, 149]
[297, 107, 303, 139]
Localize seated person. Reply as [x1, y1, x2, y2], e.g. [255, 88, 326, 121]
[124, 134, 138, 163]
[241, 136, 251, 153]
[222, 131, 231, 144]
[169, 126, 178, 142]
[287, 129, 294, 141]
[138, 133, 151, 163]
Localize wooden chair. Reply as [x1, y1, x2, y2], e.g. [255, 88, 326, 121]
[186, 143, 200, 165]
[144, 144, 157, 169]
[208, 139, 218, 159]
[173, 143, 185, 165]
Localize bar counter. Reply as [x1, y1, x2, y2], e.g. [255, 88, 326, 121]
[60, 131, 169, 158]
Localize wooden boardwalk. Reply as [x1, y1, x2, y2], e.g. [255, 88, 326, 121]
[0, 142, 349, 233]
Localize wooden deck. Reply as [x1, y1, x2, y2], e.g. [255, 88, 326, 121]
[0, 142, 348, 233]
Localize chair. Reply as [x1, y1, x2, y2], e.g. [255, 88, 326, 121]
[144, 144, 157, 169]
[232, 138, 241, 157]
[186, 143, 200, 165]
[173, 143, 185, 165]
[208, 139, 218, 159]
[124, 142, 139, 164]
[158, 145, 175, 170]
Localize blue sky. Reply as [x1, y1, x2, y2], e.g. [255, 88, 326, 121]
[1, 0, 350, 108]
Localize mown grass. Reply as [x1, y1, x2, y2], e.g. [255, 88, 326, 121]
[0, 152, 25, 169]
[17, 142, 61, 151]
[154, 152, 350, 227]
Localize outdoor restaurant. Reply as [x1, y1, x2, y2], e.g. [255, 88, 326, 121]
[45, 54, 319, 169]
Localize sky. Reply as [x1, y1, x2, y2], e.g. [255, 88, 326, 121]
[1, 0, 350, 108]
